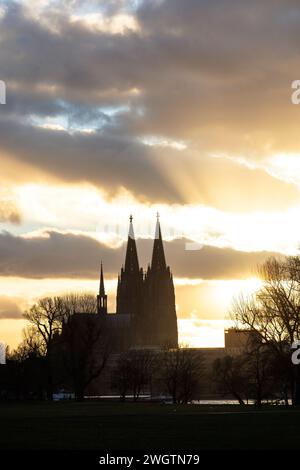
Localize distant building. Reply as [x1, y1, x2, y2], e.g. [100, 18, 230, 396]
[224, 328, 260, 355]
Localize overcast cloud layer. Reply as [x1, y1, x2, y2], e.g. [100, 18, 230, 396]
[0, 229, 278, 280]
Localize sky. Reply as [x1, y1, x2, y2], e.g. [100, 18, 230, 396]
[1, 0, 300, 349]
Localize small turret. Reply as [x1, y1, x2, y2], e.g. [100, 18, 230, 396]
[97, 262, 107, 315]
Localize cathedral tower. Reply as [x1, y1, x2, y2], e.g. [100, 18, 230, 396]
[116, 216, 144, 325]
[142, 214, 178, 348]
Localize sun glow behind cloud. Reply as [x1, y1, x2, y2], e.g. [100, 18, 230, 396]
[18, 0, 140, 34]
[177, 277, 262, 347]
[70, 12, 140, 34]
[266, 153, 300, 186]
[11, 182, 300, 254]
[178, 319, 228, 348]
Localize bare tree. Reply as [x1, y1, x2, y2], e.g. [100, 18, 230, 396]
[112, 349, 156, 401]
[7, 328, 47, 400]
[242, 339, 274, 407]
[112, 353, 134, 401]
[23, 297, 64, 399]
[62, 316, 109, 400]
[22, 293, 104, 401]
[58, 294, 110, 401]
[59, 293, 98, 320]
[130, 350, 156, 401]
[212, 355, 247, 405]
[231, 256, 300, 404]
[160, 346, 203, 404]
[12, 326, 44, 362]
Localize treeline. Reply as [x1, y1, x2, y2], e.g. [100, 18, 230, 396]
[111, 348, 204, 403]
[0, 293, 205, 403]
[0, 294, 110, 401]
[213, 339, 292, 407]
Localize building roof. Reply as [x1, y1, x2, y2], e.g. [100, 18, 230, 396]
[105, 313, 131, 328]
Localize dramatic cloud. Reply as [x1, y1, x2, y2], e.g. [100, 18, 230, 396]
[1, 118, 299, 210]
[0, 1, 300, 209]
[0, 229, 279, 279]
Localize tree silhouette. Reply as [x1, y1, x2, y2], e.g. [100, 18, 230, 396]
[112, 349, 156, 401]
[60, 313, 110, 401]
[231, 256, 300, 404]
[212, 355, 247, 405]
[160, 346, 203, 404]
[23, 297, 64, 400]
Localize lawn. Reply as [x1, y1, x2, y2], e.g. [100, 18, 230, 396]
[0, 401, 300, 450]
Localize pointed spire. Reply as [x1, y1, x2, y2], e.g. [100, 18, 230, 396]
[151, 214, 166, 271]
[124, 214, 140, 273]
[129, 214, 135, 239]
[97, 261, 107, 314]
[155, 212, 161, 239]
[99, 261, 105, 296]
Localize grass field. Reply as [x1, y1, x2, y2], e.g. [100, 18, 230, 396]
[0, 401, 300, 450]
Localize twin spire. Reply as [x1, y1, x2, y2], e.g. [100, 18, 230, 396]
[98, 214, 168, 311]
[125, 213, 166, 273]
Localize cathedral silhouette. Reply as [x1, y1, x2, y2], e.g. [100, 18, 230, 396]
[97, 215, 178, 350]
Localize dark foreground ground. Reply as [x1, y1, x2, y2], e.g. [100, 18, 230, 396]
[0, 401, 300, 450]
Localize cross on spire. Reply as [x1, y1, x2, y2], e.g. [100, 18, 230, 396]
[128, 214, 135, 240]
